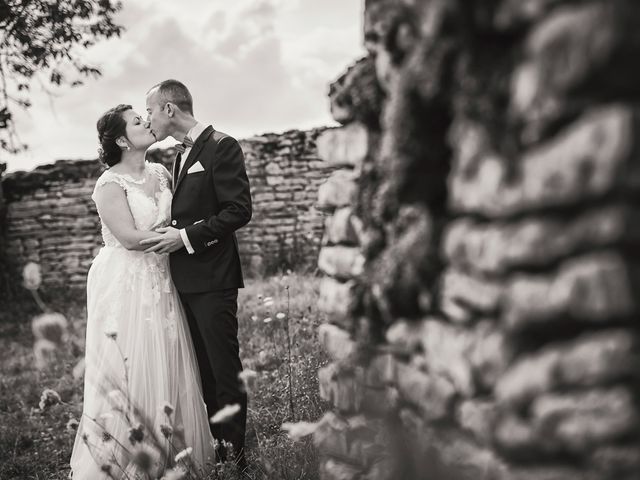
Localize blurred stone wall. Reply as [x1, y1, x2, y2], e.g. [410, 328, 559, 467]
[0, 161, 8, 295]
[1, 128, 334, 289]
[313, 1, 640, 479]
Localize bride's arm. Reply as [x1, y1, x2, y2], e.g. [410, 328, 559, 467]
[94, 182, 159, 251]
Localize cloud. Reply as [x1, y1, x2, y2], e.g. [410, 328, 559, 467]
[4, 0, 365, 172]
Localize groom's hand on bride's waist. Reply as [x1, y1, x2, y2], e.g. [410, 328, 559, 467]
[140, 226, 185, 254]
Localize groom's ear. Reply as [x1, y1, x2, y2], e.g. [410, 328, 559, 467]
[165, 103, 175, 118]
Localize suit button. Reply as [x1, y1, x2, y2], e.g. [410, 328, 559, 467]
[171, 220, 177, 226]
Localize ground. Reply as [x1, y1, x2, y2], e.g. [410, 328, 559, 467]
[0, 272, 328, 480]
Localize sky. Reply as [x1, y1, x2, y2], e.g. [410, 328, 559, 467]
[4, 0, 365, 172]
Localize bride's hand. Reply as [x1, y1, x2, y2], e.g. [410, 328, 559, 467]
[140, 227, 185, 254]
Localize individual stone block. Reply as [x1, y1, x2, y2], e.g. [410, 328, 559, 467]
[531, 387, 639, 454]
[323, 207, 363, 246]
[318, 363, 363, 412]
[590, 444, 640, 479]
[395, 362, 456, 421]
[456, 399, 499, 444]
[318, 323, 356, 362]
[316, 123, 369, 168]
[494, 413, 541, 458]
[555, 329, 639, 387]
[317, 170, 358, 212]
[504, 251, 638, 330]
[443, 204, 640, 276]
[328, 56, 384, 127]
[363, 352, 396, 387]
[495, 349, 560, 408]
[449, 106, 640, 217]
[466, 322, 511, 393]
[496, 329, 639, 406]
[317, 277, 356, 327]
[494, 0, 564, 29]
[418, 320, 475, 395]
[440, 268, 504, 322]
[318, 246, 365, 280]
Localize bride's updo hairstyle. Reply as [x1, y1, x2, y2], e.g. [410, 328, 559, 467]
[97, 104, 132, 167]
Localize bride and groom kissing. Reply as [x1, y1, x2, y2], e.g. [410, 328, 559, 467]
[69, 79, 252, 477]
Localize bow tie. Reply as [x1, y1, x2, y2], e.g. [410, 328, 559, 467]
[175, 135, 194, 154]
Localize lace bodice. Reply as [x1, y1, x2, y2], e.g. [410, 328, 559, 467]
[92, 162, 172, 248]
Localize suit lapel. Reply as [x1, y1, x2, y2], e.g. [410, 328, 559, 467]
[174, 125, 214, 194]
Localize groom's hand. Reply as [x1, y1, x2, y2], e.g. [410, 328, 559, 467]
[140, 227, 184, 254]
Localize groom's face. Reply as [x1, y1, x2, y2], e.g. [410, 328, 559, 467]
[145, 89, 171, 141]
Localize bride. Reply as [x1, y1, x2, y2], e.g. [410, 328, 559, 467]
[69, 104, 215, 478]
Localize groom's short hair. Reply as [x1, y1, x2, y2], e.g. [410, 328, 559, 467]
[149, 79, 193, 115]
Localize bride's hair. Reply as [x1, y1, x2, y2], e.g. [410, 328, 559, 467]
[97, 104, 132, 167]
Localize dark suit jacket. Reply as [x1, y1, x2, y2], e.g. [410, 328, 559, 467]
[169, 125, 252, 293]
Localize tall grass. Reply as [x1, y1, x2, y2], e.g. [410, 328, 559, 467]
[0, 271, 328, 480]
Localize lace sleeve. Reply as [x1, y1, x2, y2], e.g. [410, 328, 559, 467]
[91, 171, 129, 203]
[149, 161, 172, 190]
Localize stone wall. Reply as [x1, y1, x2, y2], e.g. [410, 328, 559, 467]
[0, 161, 8, 295]
[313, 1, 640, 479]
[1, 128, 334, 290]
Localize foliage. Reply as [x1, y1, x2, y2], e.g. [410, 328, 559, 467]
[0, 0, 123, 153]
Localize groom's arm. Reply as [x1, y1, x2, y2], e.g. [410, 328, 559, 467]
[183, 136, 252, 254]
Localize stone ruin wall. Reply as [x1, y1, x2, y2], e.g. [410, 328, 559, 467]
[312, 1, 640, 479]
[0, 128, 335, 291]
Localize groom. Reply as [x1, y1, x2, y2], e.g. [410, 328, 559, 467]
[141, 79, 252, 469]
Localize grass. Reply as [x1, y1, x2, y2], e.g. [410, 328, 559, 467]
[0, 272, 328, 480]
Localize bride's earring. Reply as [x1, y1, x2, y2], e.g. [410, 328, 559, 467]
[126, 145, 131, 151]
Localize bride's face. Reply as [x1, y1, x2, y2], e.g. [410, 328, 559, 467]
[122, 110, 156, 150]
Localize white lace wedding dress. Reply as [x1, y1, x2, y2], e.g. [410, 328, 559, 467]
[69, 162, 215, 478]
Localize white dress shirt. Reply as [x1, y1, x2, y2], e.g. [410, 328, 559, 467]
[178, 122, 207, 254]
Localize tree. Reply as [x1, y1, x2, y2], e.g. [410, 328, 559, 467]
[0, 0, 123, 153]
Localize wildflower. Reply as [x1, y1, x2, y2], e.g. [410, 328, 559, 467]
[132, 444, 156, 472]
[107, 390, 128, 411]
[33, 339, 57, 369]
[104, 330, 118, 340]
[160, 401, 174, 416]
[128, 423, 144, 445]
[276, 312, 286, 320]
[238, 369, 258, 393]
[160, 424, 173, 438]
[250, 314, 258, 322]
[22, 262, 42, 290]
[39, 388, 61, 410]
[263, 296, 274, 307]
[66, 418, 79, 432]
[281, 420, 320, 441]
[174, 447, 193, 463]
[221, 439, 234, 454]
[32, 313, 68, 345]
[209, 404, 241, 424]
[263, 317, 272, 324]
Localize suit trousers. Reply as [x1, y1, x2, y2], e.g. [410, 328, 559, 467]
[179, 288, 247, 464]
